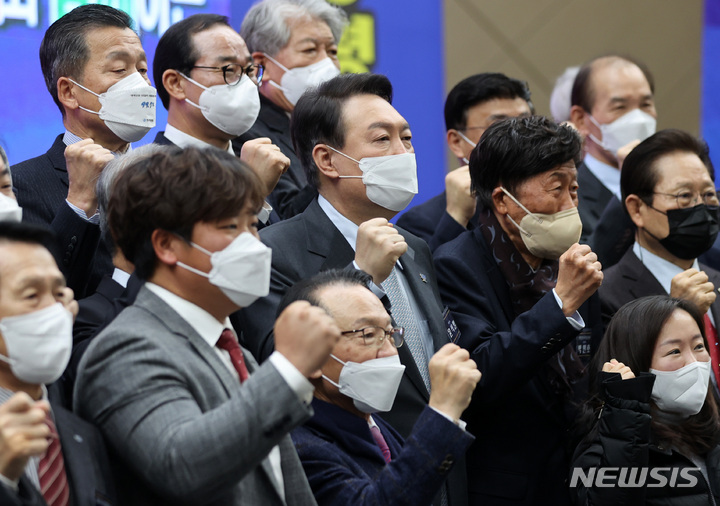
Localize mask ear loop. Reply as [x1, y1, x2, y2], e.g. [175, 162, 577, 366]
[325, 145, 364, 180]
[321, 354, 346, 387]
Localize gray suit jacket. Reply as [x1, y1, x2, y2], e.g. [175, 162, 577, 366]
[74, 286, 316, 506]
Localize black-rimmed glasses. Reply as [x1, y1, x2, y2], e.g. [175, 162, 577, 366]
[190, 63, 264, 86]
[340, 326, 405, 348]
[653, 190, 720, 209]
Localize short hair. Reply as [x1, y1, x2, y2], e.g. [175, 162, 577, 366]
[0, 146, 9, 178]
[444, 73, 533, 131]
[241, 0, 348, 56]
[277, 268, 373, 316]
[549, 66, 580, 123]
[292, 73, 393, 189]
[108, 146, 265, 281]
[0, 222, 57, 289]
[154, 14, 230, 110]
[620, 129, 715, 209]
[469, 115, 582, 209]
[571, 55, 655, 113]
[40, 4, 134, 116]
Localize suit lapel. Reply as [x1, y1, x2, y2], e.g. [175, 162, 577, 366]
[302, 200, 356, 271]
[473, 227, 516, 325]
[48, 134, 69, 187]
[618, 250, 666, 299]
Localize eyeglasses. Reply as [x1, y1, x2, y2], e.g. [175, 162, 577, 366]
[653, 190, 720, 209]
[190, 63, 264, 86]
[340, 326, 404, 348]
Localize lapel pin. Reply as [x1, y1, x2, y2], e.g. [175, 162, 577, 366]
[419, 273, 427, 283]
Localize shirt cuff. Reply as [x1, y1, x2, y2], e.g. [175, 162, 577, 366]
[0, 473, 18, 491]
[552, 288, 585, 330]
[65, 199, 100, 224]
[268, 351, 314, 405]
[352, 261, 386, 299]
[429, 406, 467, 431]
[258, 201, 273, 225]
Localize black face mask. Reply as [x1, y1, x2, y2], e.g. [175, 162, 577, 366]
[653, 204, 720, 260]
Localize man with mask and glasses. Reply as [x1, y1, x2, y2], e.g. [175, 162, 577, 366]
[234, 72, 469, 506]
[153, 14, 290, 228]
[235, 0, 348, 220]
[11, 5, 156, 298]
[433, 116, 604, 506]
[74, 146, 340, 505]
[0, 221, 115, 506]
[282, 269, 479, 506]
[600, 129, 720, 387]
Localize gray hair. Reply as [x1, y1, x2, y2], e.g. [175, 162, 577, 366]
[549, 65, 580, 123]
[241, 0, 348, 56]
[97, 144, 166, 236]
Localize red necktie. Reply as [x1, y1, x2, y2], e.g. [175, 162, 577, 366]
[39, 413, 70, 506]
[217, 328, 249, 382]
[369, 425, 392, 463]
[704, 314, 720, 386]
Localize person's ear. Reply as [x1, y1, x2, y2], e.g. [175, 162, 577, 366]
[57, 77, 79, 112]
[163, 69, 188, 101]
[313, 144, 340, 180]
[152, 229, 184, 266]
[625, 194, 646, 229]
[447, 129, 468, 160]
[491, 187, 508, 216]
[570, 105, 591, 137]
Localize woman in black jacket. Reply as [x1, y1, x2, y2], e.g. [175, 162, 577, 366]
[571, 295, 720, 505]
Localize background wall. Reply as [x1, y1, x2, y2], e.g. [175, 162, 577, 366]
[443, 0, 704, 170]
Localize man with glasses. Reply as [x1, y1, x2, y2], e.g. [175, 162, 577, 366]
[282, 269, 479, 506]
[600, 129, 720, 384]
[153, 13, 289, 227]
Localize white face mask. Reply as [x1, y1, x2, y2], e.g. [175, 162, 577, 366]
[501, 187, 582, 259]
[181, 73, 261, 136]
[323, 354, 406, 413]
[71, 72, 157, 142]
[457, 131, 477, 165]
[176, 232, 272, 308]
[329, 146, 419, 212]
[0, 193, 22, 222]
[651, 360, 710, 419]
[0, 303, 73, 385]
[588, 108, 656, 156]
[264, 54, 340, 106]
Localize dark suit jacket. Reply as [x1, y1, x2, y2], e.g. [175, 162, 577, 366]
[433, 227, 604, 506]
[11, 135, 111, 297]
[0, 401, 115, 506]
[587, 195, 636, 269]
[232, 198, 468, 506]
[600, 248, 720, 326]
[578, 160, 614, 244]
[291, 399, 473, 506]
[233, 95, 317, 219]
[396, 192, 478, 252]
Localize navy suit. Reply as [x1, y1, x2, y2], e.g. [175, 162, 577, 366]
[396, 192, 478, 252]
[586, 195, 635, 269]
[291, 399, 473, 506]
[11, 135, 111, 297]
[0, 401, 115, 506]
[232, 95, 317, 219]
[433, 227, 603, 506]
[577, 160, 614, 244]
[232, 198, 468, 506]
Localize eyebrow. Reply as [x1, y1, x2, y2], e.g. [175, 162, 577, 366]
[367, 122, 411, 132]
[106, 50, 147, 62]
[352, 316, 391, 328]
[659, 334, 703, 347]
[296, 36, 335, 45]
[15, 274, 65, 289]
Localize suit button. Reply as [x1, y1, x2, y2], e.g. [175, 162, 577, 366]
[438, 455, 454, 473]
[71, 236, 78, 245]
[67, 244, 74, 252]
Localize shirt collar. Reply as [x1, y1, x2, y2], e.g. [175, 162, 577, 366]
[0, 385, 48, 405]
[111, 268, 131, 288]
[632, 242, 701, 294]
[145, 282, 232, 348]
[164, 124, 234, 154]
[583, 153, 621, 200]
[63, 131, 129, 156]
[318, 195, 360, 251]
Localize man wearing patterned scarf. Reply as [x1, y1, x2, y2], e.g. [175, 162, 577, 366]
[433, 115, 604, 506]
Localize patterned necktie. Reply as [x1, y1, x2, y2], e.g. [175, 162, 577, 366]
[217, 328, 250, 382]
[381, 267, 431, 391]
[369, 425, 392, 463]
[39, 414, 69, 506]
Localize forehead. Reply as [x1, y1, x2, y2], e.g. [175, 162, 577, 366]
[317, 284, 388, 324]
[465, 97, 531, 126]
[517, 161, 577, 188]
[286, 15, 334, 43]
[82, 26, 144, 64]
[652, 151, 713, 189]
[0, 242, 60, 285]
[590, 61, 651, 108]
[191, 24, 249, 61]
[655, 309, 702, 346]
[340, 94, 408, 136]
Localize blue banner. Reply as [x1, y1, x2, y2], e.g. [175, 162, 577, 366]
[703, 0, 720, 172]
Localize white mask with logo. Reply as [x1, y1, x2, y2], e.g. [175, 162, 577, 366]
[323, 354, 406, 413]
[329, 146, 418, 212]
[71, 72, 156, 142]
[176, 232, 272, 308]
[651, 360, 710, 419]
[0, 303, 73, 384]
[0, 193, 21, 222]
[181, 73, 261, 136]
[588, 108, 656, 156]
[264, 54, 340, 106]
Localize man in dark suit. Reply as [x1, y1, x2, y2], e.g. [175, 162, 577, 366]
[75, 146, 340, 505]
[152, 14, 288, 228]
[569, 55, 657, 243]
[397, 73, 532, 251]
[234, 73, 468, 506]
[0, 222, 115, 506]
[600, 129, 720, 385]
[433, 116, 604, 506]
[283, 269, 478, 505]
[234, 0, 348, 219]
[11, 5, 156, 298]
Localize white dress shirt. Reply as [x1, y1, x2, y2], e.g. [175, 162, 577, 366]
[584, 153, 621, 200]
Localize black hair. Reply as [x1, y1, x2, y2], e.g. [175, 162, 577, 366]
[277, 268, 373, 317]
